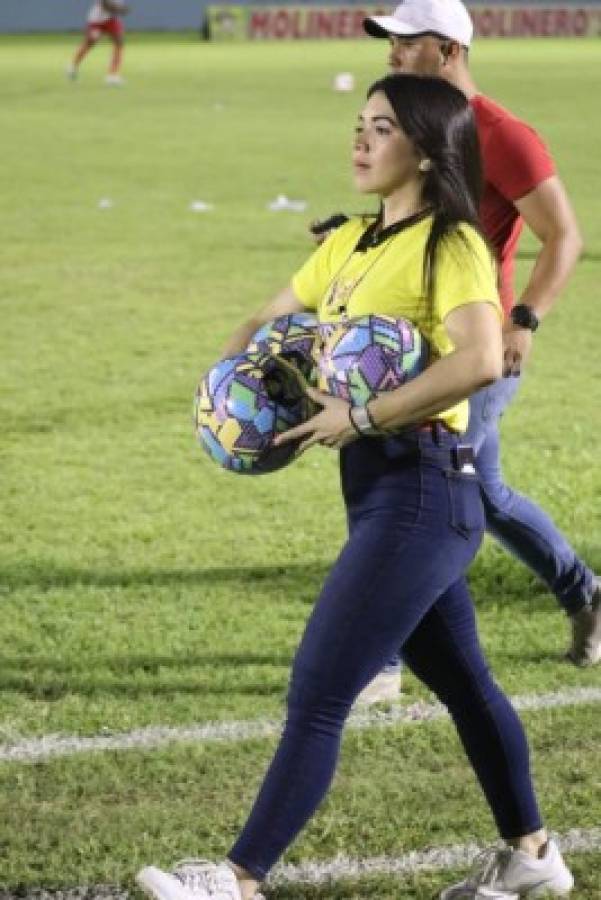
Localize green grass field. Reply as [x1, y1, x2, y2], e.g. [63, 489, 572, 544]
[1, 33, 600, 898]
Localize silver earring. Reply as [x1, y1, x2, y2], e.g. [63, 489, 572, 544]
[419, 159, 432, 173]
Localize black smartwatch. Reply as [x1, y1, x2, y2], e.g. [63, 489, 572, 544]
[510, 304, 539, 332]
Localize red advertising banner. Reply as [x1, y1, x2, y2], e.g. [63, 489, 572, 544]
[206, 4, 601, 40]
[248, 6, 383, 38]
[471, 4, 600, 35]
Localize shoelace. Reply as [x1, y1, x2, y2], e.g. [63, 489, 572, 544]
[463, 845, 513, 890]
[172, 859, 264, 900]
[173, 859, 217, 895]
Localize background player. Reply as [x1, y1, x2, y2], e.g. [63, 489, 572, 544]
[67, 1, 129, 85]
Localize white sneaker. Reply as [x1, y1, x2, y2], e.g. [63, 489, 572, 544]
[355, 667, 401, 706]
[136, 859, 265, 900]
[440, 840, 574, 898]
[66, 65, 78, 81]
[105, 73, 125, 86]
[567, 577, 601, 666]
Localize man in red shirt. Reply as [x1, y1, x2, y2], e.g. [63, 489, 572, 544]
[354, 0, 598, 704]
[67, 1, 129, 86]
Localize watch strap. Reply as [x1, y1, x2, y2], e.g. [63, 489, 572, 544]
[510, 303, 539, 332]
[349, 404, 379, 437]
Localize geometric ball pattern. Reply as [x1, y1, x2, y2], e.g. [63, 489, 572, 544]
[317, 314, 429, 406]
[247, 312, 320, 384]
[194, 351, 315, 475]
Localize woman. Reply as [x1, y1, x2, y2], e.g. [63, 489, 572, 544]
[136, 75, 573, 899]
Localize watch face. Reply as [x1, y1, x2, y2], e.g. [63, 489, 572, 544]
[512, 305, 538, 331]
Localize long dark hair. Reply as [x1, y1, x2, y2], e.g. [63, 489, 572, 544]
[367, 74, 484, 301]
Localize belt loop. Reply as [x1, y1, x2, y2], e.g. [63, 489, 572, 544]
[431, 421, 443, 445]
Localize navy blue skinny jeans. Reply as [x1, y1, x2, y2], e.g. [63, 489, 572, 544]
[229, 430, 542, 880]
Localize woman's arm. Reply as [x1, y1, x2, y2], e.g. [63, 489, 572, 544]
[275, 301, 502, 453]
[368, 301, 502, 431]
[222, 286, 306, 358]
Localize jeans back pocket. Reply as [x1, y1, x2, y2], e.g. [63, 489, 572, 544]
[444, 470, 484, 539]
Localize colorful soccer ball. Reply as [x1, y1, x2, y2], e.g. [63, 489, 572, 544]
[194, 352, 316, 474]
[317, 315, 429, 405]
[247, 313, 319, 383]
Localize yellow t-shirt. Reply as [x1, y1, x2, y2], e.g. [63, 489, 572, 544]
[292, 215, 500, 433]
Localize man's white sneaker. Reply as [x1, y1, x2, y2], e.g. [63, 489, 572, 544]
[439, 839, 574, 898]
[136, 859, 265, 900]
[66, 65, 78, 81]
[567, 577, 601, 666]
[105, 73, 125, 86]
[355, 667, 401, 706]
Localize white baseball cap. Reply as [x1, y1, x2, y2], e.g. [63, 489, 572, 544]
[364, 0, 473, 48]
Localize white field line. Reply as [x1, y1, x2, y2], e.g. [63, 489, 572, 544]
[271, 826, 601, 884]
[0, 827, 600, 898]
[0, 686, 600, 764]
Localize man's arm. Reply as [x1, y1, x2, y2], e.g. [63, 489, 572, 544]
[503, 175, 583, 375]
[309, 213, 349, 246]
[516, 175, 583, 318]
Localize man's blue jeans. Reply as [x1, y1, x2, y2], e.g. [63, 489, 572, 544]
[383, 377, 595, 674]
[465, 376, 594, 615]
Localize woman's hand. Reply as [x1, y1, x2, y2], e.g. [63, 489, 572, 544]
[274, 387, 358, 455]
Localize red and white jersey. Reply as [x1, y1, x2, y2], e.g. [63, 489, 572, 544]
[88, 3, 112, 24]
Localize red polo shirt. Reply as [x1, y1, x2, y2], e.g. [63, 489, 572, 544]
[471, 95, 555, 315]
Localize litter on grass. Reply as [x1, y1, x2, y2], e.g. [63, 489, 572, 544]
[189, 201, 214, 213]
[268, 194, 307, 212]
[333, 72, 355, 92]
